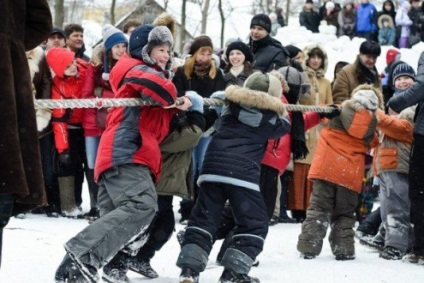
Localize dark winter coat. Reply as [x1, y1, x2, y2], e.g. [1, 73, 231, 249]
[95, 53, 177, 182]
[332, 55, 382, 104]
[223, 70, 251, 88]
[300, 8, 321, 33]
[388, 52, 424, 136]
[0, 0, 52, 215]
[172, 65, 225, 129]
[198, 85, 291, 192]
[375, 1, 397, 26]
[156, 111, 205, 198]
[249, 35, 289, 72]
[338, 8, 356, 37]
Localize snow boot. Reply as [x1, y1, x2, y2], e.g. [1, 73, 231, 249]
[380, 246, 404, 260]
[218, 269, 260, 283]
[102, 252, 129, 283]
[359, 233, 384, 251]
[335, 254, 355, 261]
[179, 267, 199, 283]
[128, 258, 158, 278]
[402, 252, 424, 264]
[86, 169, 99, 211]
[177, 230, 185, 246]
[58, 176, 82, 218]
[55, 254, 96, 283]
[301, 252, 316, 259]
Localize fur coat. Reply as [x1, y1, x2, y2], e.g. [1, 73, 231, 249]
[0, 0, 52, 215]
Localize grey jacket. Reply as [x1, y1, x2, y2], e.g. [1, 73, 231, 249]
[388, 52, 424, 136]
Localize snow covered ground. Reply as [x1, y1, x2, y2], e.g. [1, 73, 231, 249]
[1, 191, 422, 283]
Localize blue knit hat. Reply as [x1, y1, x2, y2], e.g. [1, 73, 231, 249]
[102, 24, 128, 80]
[392, 63, 415, 84]
[129, 24, 155, 60]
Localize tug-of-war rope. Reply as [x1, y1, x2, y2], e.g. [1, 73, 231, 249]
[34, 98, 335, 113]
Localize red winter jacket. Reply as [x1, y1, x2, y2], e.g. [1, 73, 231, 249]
[261, 96, 321, 175]
[50, 58, 87, 153]
[80, 64, 115, 137]
[94, 53, 177, 182]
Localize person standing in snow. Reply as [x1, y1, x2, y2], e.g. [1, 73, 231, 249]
[297, 85, 382, 260]
[387, 51, 424, 265]
[396, 0, 413, 48]
[0, 0, 51, 269]
[176, 72, 291, 283]
[356, 0, 378, 41]
[300, 0, 321, 33]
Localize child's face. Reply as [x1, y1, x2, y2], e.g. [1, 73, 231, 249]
[111, 43, 127, 60]
[383, 20, 389, 28]
[229, 49, 246, 68]
[63, 60, 78, 77]
[395, 76, 414, 89]
[150, 43, 170, 69]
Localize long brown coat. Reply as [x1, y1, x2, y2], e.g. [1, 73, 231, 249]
[0, 0, 52, 215]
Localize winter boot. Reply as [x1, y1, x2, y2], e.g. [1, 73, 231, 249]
[84, 207, 100, 222]
[301, 252, 316, 259]
[179, 267, 199, 283]
[402, 252, 424, 264]
[85, 169, 99, 211]
[218, 269, 260, 283]
[177, 230, 185, 246]
[359, 232, 384, 251]
[102, 252, 129, 283]
[128, 258, 158, 278]
[58, 176, 82, 218]
[380, 246, 404, 260]
[55, 253, 98, 283]
[335, 254, 355, 261]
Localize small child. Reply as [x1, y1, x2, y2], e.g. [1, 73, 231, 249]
[372, 62, 416, 259]
[176, 72, 291, 283]
[297, 85, 381, 260]
[378, 15, 396, 46]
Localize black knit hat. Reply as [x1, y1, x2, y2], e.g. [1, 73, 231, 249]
[359, 41, 381, 57]
[250, 14, 272, 34]
[285, 45, 302, 59]
[189, 35, 213, 55]
[225, 41, 254, 64]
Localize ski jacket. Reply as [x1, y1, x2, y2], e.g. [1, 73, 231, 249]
[357, 3, 378, 33]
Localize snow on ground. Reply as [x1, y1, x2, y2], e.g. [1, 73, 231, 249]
[0, 189, 422, 283]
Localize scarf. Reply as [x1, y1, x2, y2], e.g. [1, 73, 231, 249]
[194, 61, 211, 78]
[359, 57, 378, 84]
[230, 65, 244, 78]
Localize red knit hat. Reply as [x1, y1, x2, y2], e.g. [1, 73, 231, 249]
[386, 49, 400, 66]
[46, 48, 75, 78]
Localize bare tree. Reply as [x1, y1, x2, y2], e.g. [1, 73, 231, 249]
[54, 0, 64, 28]
[163, 0, 169, 10]
[110, 0, 117, 25]
[218, 0, 225, 49]
[198, 0, 211, 34]
[181, 0, 187, 54]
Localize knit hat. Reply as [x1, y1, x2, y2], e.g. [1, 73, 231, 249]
[285, 45, 302, 59]
[326, 1, 335, 9]
[392, 63, 415, 84]
[49, 27, 66, 39]
[305, 0, 313, 4]
[225, 41, 254, 64]
[46, 48, 75, 79]
[359, 41, 381, 57]
[250, 14, 272, 34]
[386, 49, 400, 65]
[278, 66, 311, 104]
[129, 24, 155, 60]
[141, 26, 174, 69]
[189, 35, 213, 55]
[352, 89, 379, 110]
[102, 24, 128, 80]
[243, 72, 282, 98]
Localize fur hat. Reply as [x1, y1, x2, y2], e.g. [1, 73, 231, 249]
[277, 66, 311, 104]
[141, 26, 174, 70]
[189, 35, 213, 55]
[129, 24, 155, 60]
[102, 24, 128, 80]
[250, 14, 272, 34]
[392, 62, 415, 84]
[359, 41, 381, 57]
[46, 48, 75, 79]
[153, 12, 177, 39]
[243, 72, 282, 98]
[225, 41, 254, 64]
[352, 89, 379, 110]
[386, 48, 400, 65]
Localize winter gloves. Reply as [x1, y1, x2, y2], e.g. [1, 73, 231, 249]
[209, 90, 226, 116]
[58, 151, 72, 168]
[185, 91, 204, 114]
[319, 104, 341, 119]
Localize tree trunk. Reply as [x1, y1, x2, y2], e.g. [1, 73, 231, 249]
[110, 0, 117, 25]
[54, 0, 64, 28]
[180, 0, 187, 54]
[285, 0, 290, 25]
[218, 0, 225, 49]
[200, 0, 210, 34]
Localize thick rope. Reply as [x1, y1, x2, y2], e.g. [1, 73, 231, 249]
[34, 98, 335, 113]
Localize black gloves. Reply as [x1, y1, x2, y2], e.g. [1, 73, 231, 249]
[319, 105, 341, 119]
[58, 151, 72, 167]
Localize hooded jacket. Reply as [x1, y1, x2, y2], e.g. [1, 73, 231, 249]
[94, 53, 177, 182]
[198, 85, 291, 191]
[249, 35, 289, 72]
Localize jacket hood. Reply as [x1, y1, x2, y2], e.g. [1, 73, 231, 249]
[378, 14, 394, 29]
[109, 52, 142, 94]
[46, 48, 75, 79]
[302, 43, 328, 77]
[346, 84, 384, 110]
[26, 46, 45, 82]
[90, 44, 104, 67]
[225, 85, 286, 116]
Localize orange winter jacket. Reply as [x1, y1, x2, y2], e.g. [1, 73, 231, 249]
[308, 100, 379, 193]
